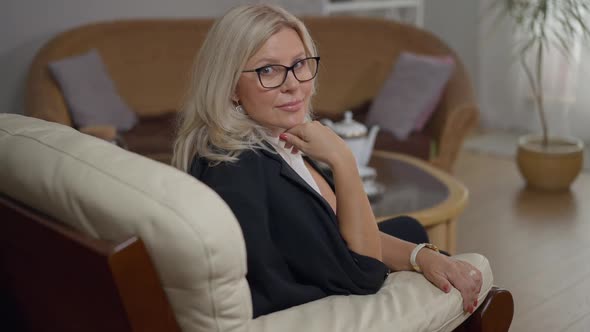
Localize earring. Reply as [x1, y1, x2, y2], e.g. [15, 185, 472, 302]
[235, 104, 245, 113]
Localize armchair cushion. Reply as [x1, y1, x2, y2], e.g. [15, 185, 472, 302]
[254, 253, 492, 332]
[365, 52, 454, 140]
[0, 114, 492, 332]
[48, 49, 138, 131]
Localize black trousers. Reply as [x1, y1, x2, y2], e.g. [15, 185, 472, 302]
[378, 215, 429, 245]
[378, 215, 451, 257]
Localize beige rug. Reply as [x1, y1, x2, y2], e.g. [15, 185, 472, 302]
[463, 131, 589, 172]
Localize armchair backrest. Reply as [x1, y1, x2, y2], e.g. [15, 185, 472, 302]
[0, 114, 250, 332]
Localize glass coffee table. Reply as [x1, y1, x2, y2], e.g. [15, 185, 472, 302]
[367, 150, 468, 254]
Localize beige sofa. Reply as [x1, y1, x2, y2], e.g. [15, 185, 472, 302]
[25, 16, 478, 172]
[0, 114, 513, 332]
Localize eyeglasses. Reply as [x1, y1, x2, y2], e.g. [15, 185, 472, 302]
[242, 56, 320, 89]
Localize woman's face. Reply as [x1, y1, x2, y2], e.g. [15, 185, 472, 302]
[234, 28, 313, 136]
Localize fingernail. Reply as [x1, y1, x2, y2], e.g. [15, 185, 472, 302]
[279, 133, 288, 141]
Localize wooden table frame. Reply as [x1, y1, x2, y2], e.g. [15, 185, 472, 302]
[371, 150, 468, 254]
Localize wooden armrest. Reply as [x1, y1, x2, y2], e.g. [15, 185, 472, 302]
[25, 51, 73, 126]
[454, 287, 514, 332]
[425, 52, 479, 173]
[430, 104, 479, 172]
[79, 125, 118, 142]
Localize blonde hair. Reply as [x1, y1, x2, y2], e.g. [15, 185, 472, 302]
[172, 4, 318, 171]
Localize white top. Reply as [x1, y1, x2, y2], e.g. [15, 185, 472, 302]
[267, 137, 322, 195]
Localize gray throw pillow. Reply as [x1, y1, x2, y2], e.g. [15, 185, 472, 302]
[365, 52, 454, 140]
[48, 49, 137, 131]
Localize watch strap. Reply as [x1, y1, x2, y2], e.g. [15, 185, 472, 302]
[410, 243, 440, 272]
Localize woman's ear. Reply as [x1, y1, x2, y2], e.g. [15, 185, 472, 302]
[231, 91, 239, 104]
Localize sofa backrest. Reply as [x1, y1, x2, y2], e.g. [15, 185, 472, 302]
[304, 16, 465, 119]
[26, 16, 469, 124]
[0, 114, 250, 332]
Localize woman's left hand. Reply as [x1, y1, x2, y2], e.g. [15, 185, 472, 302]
[417, 250, 483, 313]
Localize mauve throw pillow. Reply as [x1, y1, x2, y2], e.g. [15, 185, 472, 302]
[48, 49, 137, 131]
[365, 52, 454, 140]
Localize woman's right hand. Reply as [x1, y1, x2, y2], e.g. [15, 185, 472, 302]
[417, 249, 483, 314]
[279, 121, 354, 168]
[282, 123, 383, 262]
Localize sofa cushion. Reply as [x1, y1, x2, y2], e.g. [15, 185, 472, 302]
[0, 114, 492, 332]
[365, 52, 454, 140]
[48, 49, 138, 131]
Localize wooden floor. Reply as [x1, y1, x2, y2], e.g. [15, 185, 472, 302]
[454, 151, 590, 332]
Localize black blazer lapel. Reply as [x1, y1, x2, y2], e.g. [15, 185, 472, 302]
[260, 148, 338, 223]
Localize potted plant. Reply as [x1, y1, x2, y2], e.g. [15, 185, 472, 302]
[490, 0, 589, 190]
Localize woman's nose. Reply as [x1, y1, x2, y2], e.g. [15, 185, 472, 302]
[280, 70, 299, 91]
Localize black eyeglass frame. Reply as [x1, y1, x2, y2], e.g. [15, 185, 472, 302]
[242, 56, 320, 89]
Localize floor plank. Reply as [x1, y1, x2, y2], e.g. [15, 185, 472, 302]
[454, 151, 590, 332]
[563, 312, 590, 332]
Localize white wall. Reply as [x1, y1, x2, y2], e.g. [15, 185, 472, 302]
[423, 0, 479, 97]
[476, 0, 590, 138]
[476, 0, 523, 130]
[0, 0, 477, 115]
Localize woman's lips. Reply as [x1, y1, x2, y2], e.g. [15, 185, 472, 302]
[276, 100, 303, 112]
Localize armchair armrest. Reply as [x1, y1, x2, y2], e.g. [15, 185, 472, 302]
[25, 44, 73, 126]
[426, 55, 479, 173]
[430, 104, 479, 173]
[251, 253, 493, 332]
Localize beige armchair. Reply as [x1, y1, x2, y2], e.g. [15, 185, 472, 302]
[0, 114, 512, 332]
[25, 16, 477, 172]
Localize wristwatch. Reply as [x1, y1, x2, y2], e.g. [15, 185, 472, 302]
[410, 243, 440, 273]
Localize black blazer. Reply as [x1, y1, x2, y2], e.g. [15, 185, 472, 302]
[190, 147, 388, 317]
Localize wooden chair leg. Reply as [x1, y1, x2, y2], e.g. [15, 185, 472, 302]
[426, 222, 449, 253]
[454, 287, 514, 332]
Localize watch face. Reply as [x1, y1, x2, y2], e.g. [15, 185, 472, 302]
[426, 243, 440, 252]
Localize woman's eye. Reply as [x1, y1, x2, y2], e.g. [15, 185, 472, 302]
[294, 60, 305, 69]
[259, 66, 275, 75]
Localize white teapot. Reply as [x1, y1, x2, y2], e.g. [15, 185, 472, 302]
[321, 111, 380, 168]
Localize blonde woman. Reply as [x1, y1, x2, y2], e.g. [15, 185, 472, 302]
[173, 4, 482, 318]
